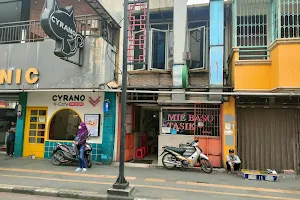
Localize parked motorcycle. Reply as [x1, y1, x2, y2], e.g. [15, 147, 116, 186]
[160, 140, 213, 174]
[51, 142, 93, 168]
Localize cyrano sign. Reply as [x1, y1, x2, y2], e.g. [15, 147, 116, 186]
[40, 0, 84, 57]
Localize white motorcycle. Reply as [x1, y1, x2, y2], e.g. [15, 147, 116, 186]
[160, 140, 213, 174]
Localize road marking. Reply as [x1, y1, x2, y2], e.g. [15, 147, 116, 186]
[0, 167, 136, 180]
[1, 167, 299, 196]
[1, 174, 300, 200]
[176, 181, 300, 195]
[144, 178, 166, 183]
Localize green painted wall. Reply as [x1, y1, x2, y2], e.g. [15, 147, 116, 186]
[14, 93, 27, 157]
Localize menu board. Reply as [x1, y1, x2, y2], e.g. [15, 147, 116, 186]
[84, 114, 101, 137]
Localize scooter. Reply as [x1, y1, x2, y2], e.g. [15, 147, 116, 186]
[51, 141, 93, 168]
[160, 140, 213, 174]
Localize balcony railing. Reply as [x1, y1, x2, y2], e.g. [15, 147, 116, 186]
[0, 15, 114, 44]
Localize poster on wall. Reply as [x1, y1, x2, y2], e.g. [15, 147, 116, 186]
[84, 114, 101, 137]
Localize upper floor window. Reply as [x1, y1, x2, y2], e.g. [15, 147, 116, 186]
[188, 21, 209, 69]
[129, 22, 209, 71]
[273, 0, 300, 39]
[233, 0, 270, 60]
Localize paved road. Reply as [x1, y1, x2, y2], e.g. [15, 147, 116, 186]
[0, 192, 78, 200]
[0, 154, 299, 200]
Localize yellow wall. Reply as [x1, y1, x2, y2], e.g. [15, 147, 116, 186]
[230, 50, 238, 86]
[221, 97, 236, 166]
[232, 40, 300, 91]
[276, 44, 300, 88]
[269, 46, 279, 89]
[234, 61, 271, 90]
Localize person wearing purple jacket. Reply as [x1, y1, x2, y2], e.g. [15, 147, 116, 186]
[74, 122, 89, 172]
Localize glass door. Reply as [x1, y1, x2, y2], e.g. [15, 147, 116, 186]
[149, 28, 168, 70]
[23, 107, 47, 158]
[188, 26, 207, 69]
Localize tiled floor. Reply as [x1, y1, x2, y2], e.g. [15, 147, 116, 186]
[143, 154, 158, 165]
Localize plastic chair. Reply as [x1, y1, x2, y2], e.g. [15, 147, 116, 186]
[135, 148, 144, 159]
[140, 146, 147, 157]
[142, 146, 149, 154]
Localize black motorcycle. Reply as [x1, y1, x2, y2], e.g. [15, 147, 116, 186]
[51, 142, 93, 168]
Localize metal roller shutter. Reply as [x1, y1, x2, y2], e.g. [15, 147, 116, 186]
[0, 93, 19, 102]
[237, 108, 300, 173]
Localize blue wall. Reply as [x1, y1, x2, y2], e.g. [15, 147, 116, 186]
[14, 93, 27, 157]
[209, 0, 224, 87]
[99, 92, 117, 164]
[44, 92, 117, 164]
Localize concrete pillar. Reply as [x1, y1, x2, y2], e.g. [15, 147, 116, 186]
[14, 92, 27, 157]
[172, 0, 188, 92]
[173, 0, 188, 64]
[221, 97, 236, 166]
[209, 0, 224, 100]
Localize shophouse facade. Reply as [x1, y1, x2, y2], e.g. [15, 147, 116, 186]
[110, 0, 236, 168]
[0, 0, 120, 164]
[228, 0, 300, 173]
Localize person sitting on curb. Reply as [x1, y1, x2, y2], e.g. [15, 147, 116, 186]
[226, 149, 241, 174]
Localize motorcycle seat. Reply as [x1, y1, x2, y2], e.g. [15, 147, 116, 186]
[165, 146, 186, 155]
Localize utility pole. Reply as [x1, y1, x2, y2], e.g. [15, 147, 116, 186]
[107, 0, 134, 197]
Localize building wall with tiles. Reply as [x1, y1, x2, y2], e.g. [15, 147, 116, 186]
[44, 92, 117, 163]
[25, 91, 117, 163]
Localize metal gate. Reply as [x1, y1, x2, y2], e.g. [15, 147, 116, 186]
[237, 108, 300, 173]
[194, 104, 221, 167]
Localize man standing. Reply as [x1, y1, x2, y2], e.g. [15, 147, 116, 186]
[226, 149, 241, 174]
[6, 121, 16, 157]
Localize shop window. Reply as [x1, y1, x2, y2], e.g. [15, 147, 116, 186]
[162, 105, 220, 137]
[49, 109, 81, 141]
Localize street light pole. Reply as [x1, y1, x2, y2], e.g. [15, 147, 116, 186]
[112, 0, 130, 190]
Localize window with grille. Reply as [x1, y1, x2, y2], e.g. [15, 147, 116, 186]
[233, 0, 270, 60]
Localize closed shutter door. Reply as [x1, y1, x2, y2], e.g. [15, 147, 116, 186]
[237, 108, 297, 172]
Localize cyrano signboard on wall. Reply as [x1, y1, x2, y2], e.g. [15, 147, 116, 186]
[52, 94, 85, 106]
[40, 0, 84, 57]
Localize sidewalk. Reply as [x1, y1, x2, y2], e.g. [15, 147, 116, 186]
[0, 153, 299, 200]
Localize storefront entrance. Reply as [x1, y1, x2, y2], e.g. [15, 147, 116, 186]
[23, 107, 47, 158]
[0, 94, 18, 150]
[160, 104, 221, 167]
[237, 107, 300, 173]
[123, 105, 159, 165]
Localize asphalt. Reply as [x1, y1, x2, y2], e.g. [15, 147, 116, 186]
[0, 192, 79, 200]
[0, 153, 300, 200]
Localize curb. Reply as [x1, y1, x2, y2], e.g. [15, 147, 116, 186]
[150, 165, 226, 173]
[0, 184, 157, 200]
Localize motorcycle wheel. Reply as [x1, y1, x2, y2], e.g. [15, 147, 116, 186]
[162, 153, 177, 170]
[200, 158, 213, 174]
[52, 151, 63, 166]
[86, 154, 92, 168]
